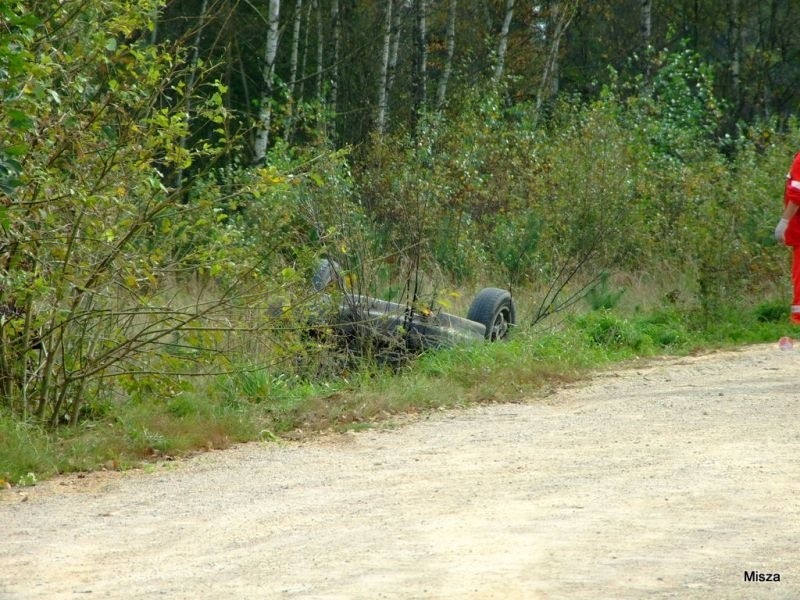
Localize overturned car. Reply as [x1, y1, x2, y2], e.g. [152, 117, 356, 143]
[311, 260, 516, 352]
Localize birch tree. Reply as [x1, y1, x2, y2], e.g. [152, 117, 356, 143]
[493, 0, 515, 83]
[289, 0, 304, 100]
[412, 0, 428, 123]
[536, 0, 578, 112]
[640, 0, 652, 47]
[284, 0, 304, 140]
[640, 0, 652, 85]
[387, 0, 406, 95]
[435, 0, 457, 110]
[376, 0, 394, 134]
[253, 0, 281, 163]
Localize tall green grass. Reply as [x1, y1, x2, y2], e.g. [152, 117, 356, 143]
[1, 298, 791, 487]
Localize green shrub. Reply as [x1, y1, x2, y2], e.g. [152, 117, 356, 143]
[586, 272, 626, 311]
[0, 413, 58, 484]
[754, 299, 786, 323]
[574, 311, 652, 352]
[639, 310, 690, 348]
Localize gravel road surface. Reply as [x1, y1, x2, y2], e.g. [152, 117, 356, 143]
[2, 344, 799, 599]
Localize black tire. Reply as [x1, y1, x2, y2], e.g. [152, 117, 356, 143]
[466, 288, 515, 341]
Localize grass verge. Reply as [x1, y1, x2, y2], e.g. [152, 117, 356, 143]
[0, 301, 792, 488]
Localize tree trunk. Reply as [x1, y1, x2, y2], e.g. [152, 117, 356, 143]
[640, 0, 652, 47]
[376, 0, 394, 134]
[387, 0, 404, 95]
[493, 0, 515, 83]
[535, 0, 577, 112]
[149, 6, 160, 45]
[435, 0, 457, 110]
[330, 0, 341, 127]
[253, 0, 281, 164]
[299, 0, 312, 101]
[314, 0, 323, 101]
[289, 0, 303, 99]
[285, 0, 304, 141]
[412, 0, 428, 125]
[729, 0, 741, 111]
[235, 38, 251, 112]
[640, 0, 652, 86]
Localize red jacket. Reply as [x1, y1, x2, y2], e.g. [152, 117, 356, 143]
[784, 151, 800, 246]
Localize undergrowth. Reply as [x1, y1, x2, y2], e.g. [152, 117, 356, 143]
[0, 298, 791, 488]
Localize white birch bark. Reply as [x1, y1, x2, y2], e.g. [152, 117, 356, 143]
[435, 0, 457, 110]
[387, 0, 404, 94]
[535, 0, 577, 112]
[253, 0, 281, 163]
[640, 0, 652, 46]
[284, 0, 304, 141]
[640, 0, 652, 86]
[376, 0, 394, 134]
[493, 0, 515, 83]
[289, 0, 303, 99]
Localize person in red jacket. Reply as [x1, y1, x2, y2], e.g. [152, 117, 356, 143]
[775, 151, 800, 324]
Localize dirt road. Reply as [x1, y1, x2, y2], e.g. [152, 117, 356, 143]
[2, 344, 799, 599]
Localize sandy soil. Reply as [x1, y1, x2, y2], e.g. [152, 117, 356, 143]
[2, 344, 799, 599]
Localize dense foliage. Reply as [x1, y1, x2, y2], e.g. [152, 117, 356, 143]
[1, 0, 797, 434]
[150, 0, 800, 149]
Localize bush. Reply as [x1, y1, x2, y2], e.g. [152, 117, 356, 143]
[574, 311, 652, 352]
[754, 299, 786, 323]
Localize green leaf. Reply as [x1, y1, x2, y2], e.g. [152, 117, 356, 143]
[7, 110, 33, 131]
[0, 207, 10, 233]
[2, 143, 27, 156]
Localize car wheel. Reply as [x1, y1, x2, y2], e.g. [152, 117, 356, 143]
[466, 288, 515, 341]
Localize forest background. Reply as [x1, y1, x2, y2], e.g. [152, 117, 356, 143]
[2, 0, 799, 481]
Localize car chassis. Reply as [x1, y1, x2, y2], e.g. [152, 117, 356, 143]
[313, 260, 516, 351]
